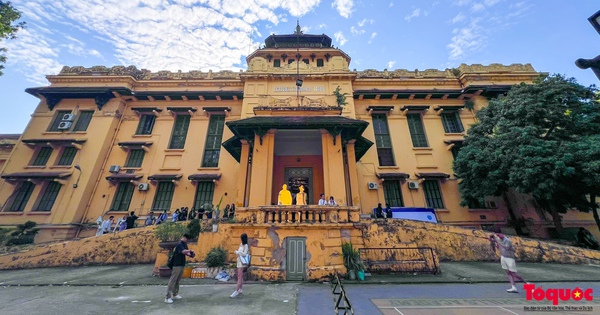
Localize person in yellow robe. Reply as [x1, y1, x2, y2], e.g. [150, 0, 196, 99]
[296, 185, 307, 205]
[278, 184, 292, 205]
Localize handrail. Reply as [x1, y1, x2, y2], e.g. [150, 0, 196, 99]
[359, 247, 440, 275]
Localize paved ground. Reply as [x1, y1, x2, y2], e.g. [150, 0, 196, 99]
[1, 262, 600, 314]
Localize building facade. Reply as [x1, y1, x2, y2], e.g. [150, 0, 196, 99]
[1, 28, 597, 243]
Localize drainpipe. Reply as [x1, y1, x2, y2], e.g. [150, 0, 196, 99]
[75, 103, 126, 238]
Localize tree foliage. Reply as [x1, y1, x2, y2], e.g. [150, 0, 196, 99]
[0, 1, 25, 75]
[453, 74, 600, 232]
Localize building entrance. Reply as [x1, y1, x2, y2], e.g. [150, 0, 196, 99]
[285, 167, 313, 205]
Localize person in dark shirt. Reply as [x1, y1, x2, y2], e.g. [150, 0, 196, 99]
[165, 234, 195, 303]
[125, 211, 138, 229]
[375, 203, 384, 218]
[385, 205, 393, 218]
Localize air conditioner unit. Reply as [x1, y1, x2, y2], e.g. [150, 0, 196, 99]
[62, 113, 75, 121]
[138, 183, 149, 191]
[485, 201, 498, 209]
[408, 181, 419, 190]
[57, 121, 72, 130]
[109, 165, 121, 173]
[367, 182, 379, 190]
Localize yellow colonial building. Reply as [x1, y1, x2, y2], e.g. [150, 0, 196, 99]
[1, 28, 597, 246]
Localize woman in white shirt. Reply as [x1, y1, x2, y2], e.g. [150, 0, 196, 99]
[231, 233, 249, 298]
[328, 196, 337, 206]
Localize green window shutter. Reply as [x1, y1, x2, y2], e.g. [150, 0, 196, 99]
[201, 115, 225, 167]
[57, 147, 77, 166]
[168, 115, 191, 149]
[8, 181, 36, 211]
[125, 149, 145, 168]
[372, 114, 395, 166]
[152, 182, 175, 211]
[32, 147, 53, 166]
[35, 182, 62, 211]
[441, 111, 464, 133]
[423, 180, 444, 209]
[136, 114, 156, 135]
[111, 182, 135, 212]
[72, 111, 94, 131]
[193, 182, 215, 209]
[383, 180, 404, 207]
[48, 111, 72, 132]
[407, 114, 429, 147]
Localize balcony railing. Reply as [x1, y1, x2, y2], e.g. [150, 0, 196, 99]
[238, 206, 361, 225]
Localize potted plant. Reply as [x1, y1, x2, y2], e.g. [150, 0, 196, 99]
[342, 242, 360, 280]
[154, 222, 187, 250]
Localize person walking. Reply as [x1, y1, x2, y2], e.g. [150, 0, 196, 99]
[165, 234, 195, 304]
[100, 216, 114, 235]
[492, 233, 528, 293]
[230, 233, 249, 298]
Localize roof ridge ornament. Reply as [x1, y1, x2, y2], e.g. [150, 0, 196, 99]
[294, 20, 303, 35]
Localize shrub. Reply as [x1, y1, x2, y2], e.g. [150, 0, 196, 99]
[154, 222, 187, 242]
[341, 242, 364, 271]
[186, 219, 201, 240]
[204, 246, 227, 268]
[6, 221, 39, 246]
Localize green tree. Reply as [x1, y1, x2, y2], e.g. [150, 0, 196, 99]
[454, 74, 600, 233]
[333, 86, 348, 107]
[0, 1, 26, 76]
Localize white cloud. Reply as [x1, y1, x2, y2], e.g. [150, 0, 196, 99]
[452, 12, 466, 23]
[453, 0, 471, 5]
[368, 32, 377, 44]
[332, 0, 354, 19]
[405, 8, 421, 21]
[484, 0, 501, 6]
[471, 3, 485, 12]
[447, 19, 485, 60]
[334, 31, 347, 46]
[357, 19, 374, 27]
[387, 61, 395, 69]
[389, 2, 394, 7]
[9, 0, 327, 85]
[350, 26, 365, 35]
[4, 28, 63, 85]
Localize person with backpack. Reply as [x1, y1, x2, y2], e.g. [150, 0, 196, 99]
[165, 233, 195, 304]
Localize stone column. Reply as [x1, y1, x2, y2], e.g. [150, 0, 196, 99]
[321, 130, 347, 205]
[248, 130, 276, 206]
[236, 139, 251, 207]
[345, 140, 361, 208]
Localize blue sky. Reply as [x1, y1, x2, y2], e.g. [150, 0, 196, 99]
[0, 0, 598, 134]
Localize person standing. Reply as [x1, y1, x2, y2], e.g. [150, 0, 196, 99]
[375, 203, 384, 218]
[385, 205, 393, 219]
[125, 211, 138, 229]
[145, 212, 156, 226]
[318, 193, 327, 205]
[114, 215, 127, 233]
[101, 216, 114, 235]
[156, 210, 168, 225]
[230, 233, 249, 298]
[493, 233, 527, 293]
[165, 234, 195, 304]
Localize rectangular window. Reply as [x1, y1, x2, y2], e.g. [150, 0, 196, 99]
[48, 110, 72, 132]
[383, 180, 404, 207]
[136, 114, 156, 135]
[125, 149, 145, 168]
[57, 147, 77, 166]
[202, 115, 225, 167]
[152, 182, 175, 211]
[35, 182, 61, 211]
[450, 143, 463, 160]
[111, 182, 135, 212]
[193, 182, 215, 210]
[441, 111, 464, 133]
[407, 113, 429, 147]
[8, 181, 35, 211]
[316, 59, 324, 67]
[32, 147, 53, 166]
[72, 110, 94, 131]
[273, 59, 281, 67]
[288, 59, 294, 64]
[423, 180, 445, 209]
[168, 115, 191, 149]
[372, 114, 395, 166]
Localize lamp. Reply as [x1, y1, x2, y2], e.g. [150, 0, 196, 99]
[73, 165, 82, 188]
[296, 79, 303, 87]
[576, 10, 600, 81]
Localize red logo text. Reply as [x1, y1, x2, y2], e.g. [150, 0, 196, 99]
[524, 284, 593, 305]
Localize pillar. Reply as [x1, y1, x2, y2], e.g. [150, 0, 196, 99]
[345, 140, 361, 207]
[248, 130, 276, 206]
[236, 139, 251, 207]
[321, 130, 347, 205]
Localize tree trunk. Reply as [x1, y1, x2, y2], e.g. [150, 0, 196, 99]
[591, 193, 600, 234]
[502, 192, 523, 236]
[548, 203, 564, 232]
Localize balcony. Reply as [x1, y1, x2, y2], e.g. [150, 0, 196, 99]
[237, 205, 361, 225]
